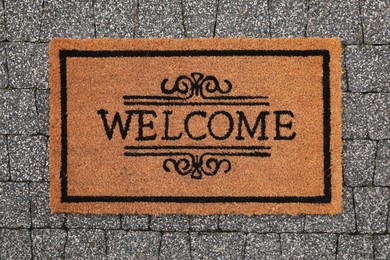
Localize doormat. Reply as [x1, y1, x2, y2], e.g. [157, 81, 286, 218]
[50, 38, 342, 215]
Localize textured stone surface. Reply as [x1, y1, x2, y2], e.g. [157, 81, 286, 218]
[0, 0, 5, 41]
[160, 232, 191, 260]
[354, 187, 390, 233]
[0, 89, 39, 134]
[245, 233, 281, 259]
[32, 229, 67, 259]
[0, 229, 31, 259]
[9, 135, 48, 181]
[215, 0, 269, 37]
[269, 215, 304, 233]
[342, 93, 368, 139]
[122, 215, 149, 230]
[0, 135, 8, 180]
[136, 0, 184, 38]
[40, 0, 94, 41]
[4, 0, 43, 41]
[269, 0, 307, 37]
[305, 188, 356, 233]
[7, 43, 49, 89]
[150, 215, 189, 231]
[337, 235, 374, 259]
[219, 215, 269, 232]
[65, 229, 106, 260]
[281, 233, 337, 259]
[106, 230, 161, 259]
[342, 140, 377, 186]
[366, 94, 390, 140]
[307, 0, 362, 44]
[35, 89, 49, 135]
[183, 0, 217, 37]
[30, 182, 65, 228]
[374, 140, 390, 186]
[66, 214, 121, 229]
[191, 232, 245, 259]
[0, 45, 7, 88]
[361, 0, 390, 44]
[190, 215, 219, 231]
[374, 235, 390, 260]
[0, 182, 30, 228]
[345, 46, 390, 93]
[94, 0, 137, 38]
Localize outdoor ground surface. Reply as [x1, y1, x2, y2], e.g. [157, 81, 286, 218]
[0, 0, 389, 259]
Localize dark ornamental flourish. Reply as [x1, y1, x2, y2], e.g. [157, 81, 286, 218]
[163, 153, 231, 179]
[160, 72, 233, 99]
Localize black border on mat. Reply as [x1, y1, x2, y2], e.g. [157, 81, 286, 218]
[59, 49, 331, 204]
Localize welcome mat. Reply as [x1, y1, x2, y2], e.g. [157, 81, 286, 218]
[50, 38, 342, 215]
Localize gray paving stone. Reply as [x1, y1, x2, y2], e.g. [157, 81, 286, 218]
[361, 0, 390, 44]
[0, 89, 39, 135]
[0, 229, 31, 260]
[305, 188, 356, 233]
[122, 215, 149, 230]
[244, 233, 281, 260]
[66, 213, 120, 229]
[65, 229, 106, 260]
[354, 187, 390, 233]
[269, 215, 304, 232]
[7, 43, 49, 89]
[0, 0, 5, 41]
[150, 215, 189, 231]
[345, 46, 390, 93]
[307, 0, 362, 44]
[0, 135, 8, 180]
[106, 230, 161, 260]
[366, 94, 390, 140]
[183, 0, 217, 37]
[0, 45, 7, 88]
[0, 182, 30, 228]
[215, 0, 269, 37]
[342, 93, 368, 139]
[337, 235, 374, 260]
[9, 135, 47, 181]
[269, 0, 307, 37]
[281, 233, 337, 259]
[190, 215, 219, 231]
[35, 89, 49, 136]
[374, 140, 390, 186]
[32, 229, 67, 260]
[219, 215, 269, 232]
[374, 235, 390, 260]
[343, 140, 376, 186]
[191, 232, 246, 260]
[136, 0, 184, 38]
[160, 232, 191, 260]
[30, 182, 65, 228]
[94, 0, 137, 38]
[40, 0, 94, 41]
[4, 0, 43, 41]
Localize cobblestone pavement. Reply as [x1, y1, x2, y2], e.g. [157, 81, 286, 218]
[0, 0, 389, 259]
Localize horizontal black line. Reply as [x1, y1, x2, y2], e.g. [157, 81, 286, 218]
[63, 49, 329, 58]
[123, 95, 269, 100]
[123, 152, 271, 157]
[62, 195, 330, 203]
[123, 95, 185, 100]
[123, 101, 270, 106]
[124, 145, 271, 150]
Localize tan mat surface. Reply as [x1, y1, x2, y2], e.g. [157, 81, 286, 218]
[50, 38, 342, 214]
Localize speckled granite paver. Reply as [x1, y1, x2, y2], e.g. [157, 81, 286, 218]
[0, 0, 389, 259]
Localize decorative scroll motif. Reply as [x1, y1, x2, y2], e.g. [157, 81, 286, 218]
[163, 153, 231, 179]
[161, 72, 233, 99]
